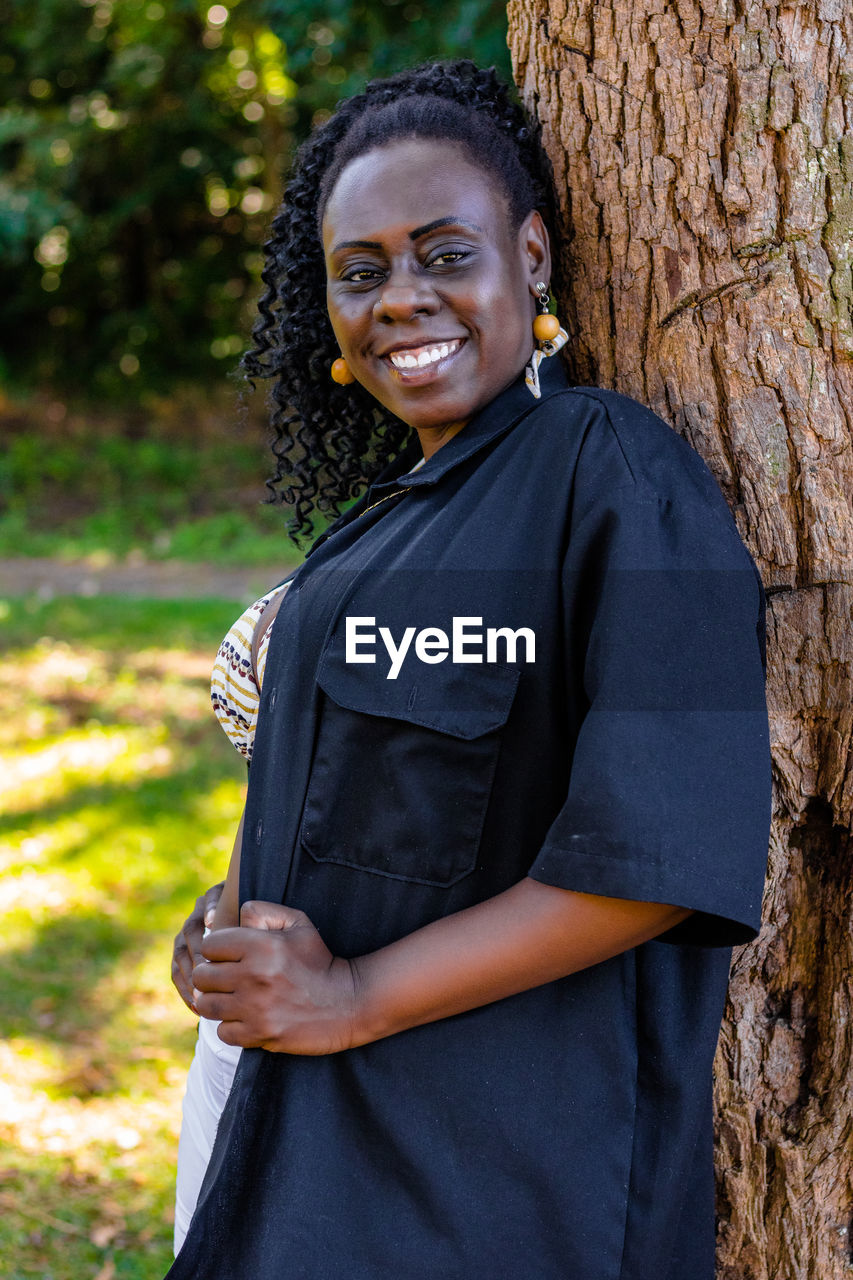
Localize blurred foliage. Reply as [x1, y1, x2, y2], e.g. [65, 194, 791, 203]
[0, 594, 248, 1277]
[0, 386, 308, 563]
[0, 0, 511, 398]
[0, 389, 308, 564]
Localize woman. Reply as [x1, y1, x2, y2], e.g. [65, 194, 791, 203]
[168, 60, 771, 1279]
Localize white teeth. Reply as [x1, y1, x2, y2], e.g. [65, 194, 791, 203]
[388, 340, 460, 370]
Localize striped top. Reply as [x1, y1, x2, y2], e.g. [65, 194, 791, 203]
[210, 581, 291, 761]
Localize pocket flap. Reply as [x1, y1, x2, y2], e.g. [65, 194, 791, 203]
[315, 650, 521, 740]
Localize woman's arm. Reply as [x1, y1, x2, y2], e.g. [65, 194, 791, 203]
[192, 879, 692, 1053]
[353, 879, 690, 1041]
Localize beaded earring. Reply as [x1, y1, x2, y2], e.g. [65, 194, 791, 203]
[525, 281, 568, 399]
[330, 356, 355, 385]
[533, 282, 561, 344]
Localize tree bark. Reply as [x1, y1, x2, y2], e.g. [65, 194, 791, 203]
[507, 2, 853, 1276]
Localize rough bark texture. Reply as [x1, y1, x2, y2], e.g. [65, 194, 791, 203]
[507, 2, 853, 1276]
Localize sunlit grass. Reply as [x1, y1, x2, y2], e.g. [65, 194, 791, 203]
[0, 596, 249, 1278]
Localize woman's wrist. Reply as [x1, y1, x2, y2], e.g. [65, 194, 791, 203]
[346, 954, 396, 1048]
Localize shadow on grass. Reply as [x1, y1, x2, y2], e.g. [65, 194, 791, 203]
[0, 908, 143, 1043]
[1, 596, 248, 1104]
[1, 753, 243, 855]
[0, 897, 205, 1091]
[0, 1143, 175, 1280]
[1, 756, 245, 1081]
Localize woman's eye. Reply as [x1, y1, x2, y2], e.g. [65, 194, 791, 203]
[341, 267, 383, 284]
[427, 250, 468, 268]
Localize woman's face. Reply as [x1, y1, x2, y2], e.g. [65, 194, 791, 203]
[321, 138, 551, 445]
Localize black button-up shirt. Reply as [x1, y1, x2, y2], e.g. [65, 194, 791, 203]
[168, 356, 771, 1280]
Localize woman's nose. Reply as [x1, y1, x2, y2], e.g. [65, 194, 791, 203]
[373, 275, 439, 323]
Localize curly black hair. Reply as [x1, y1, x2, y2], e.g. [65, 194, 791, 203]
[242, 59, 563, 545]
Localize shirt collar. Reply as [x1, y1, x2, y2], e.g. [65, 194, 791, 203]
[303, 356, 571, 559]
[368, 354, 571, 494]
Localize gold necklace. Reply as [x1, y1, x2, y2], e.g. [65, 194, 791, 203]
[359, 486, 413, 518]
[358, 455, 424, 518]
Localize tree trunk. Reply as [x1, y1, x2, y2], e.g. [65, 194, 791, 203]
[507, 2, 853, 1276]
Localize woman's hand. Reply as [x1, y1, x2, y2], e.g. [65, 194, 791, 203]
[171, 882, 225, 1013]
[193, 901, 359, 1055]
[190, 882, 691, 1054]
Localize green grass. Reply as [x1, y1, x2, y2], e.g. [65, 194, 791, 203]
[0, 390, 314, 567]
[0, 596, 249, 1278]
[0, 506, 297, 568]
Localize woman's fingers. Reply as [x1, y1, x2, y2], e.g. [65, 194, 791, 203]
[199, 926, 251, 963]
[171, 935, 198, 1012]
[199, 905, 314, 965]
[192, 959, 239, 994]
[240, 900, 309, 931]
[171, 899, 206, 1012]
[170, 882, 226, 1013]
[215, 1019, 250, 1047]
[192, 914, 356, 1052]
[192, 957, 239, 1022]
[202, 881, 225, 928]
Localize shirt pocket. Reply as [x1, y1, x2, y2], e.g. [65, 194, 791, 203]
[299, 656, 521, 887]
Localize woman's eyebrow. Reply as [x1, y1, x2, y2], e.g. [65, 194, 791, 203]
[331, 217, 483, 255]
[410, 216, 484, 238]
[331, 239, 383, 253]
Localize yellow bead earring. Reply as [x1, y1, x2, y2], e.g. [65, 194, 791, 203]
[533, 282, 561, 344]
[330, 356, 355, 385]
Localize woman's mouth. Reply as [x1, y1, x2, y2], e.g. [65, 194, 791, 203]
[383, 338, 465, 382]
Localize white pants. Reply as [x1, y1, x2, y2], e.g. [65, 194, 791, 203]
[173, 1014, 241, 1255]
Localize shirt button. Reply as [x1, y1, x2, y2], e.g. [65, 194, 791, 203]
[255, 819, 263, 844]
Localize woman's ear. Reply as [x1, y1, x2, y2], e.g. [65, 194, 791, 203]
[519, 210, 552, 289]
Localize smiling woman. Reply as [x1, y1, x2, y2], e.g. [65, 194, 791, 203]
[165, 61, 772, 1280]
[321, 132, 549, 453]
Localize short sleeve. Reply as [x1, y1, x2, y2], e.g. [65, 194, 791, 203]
[527, 485, 772, 947]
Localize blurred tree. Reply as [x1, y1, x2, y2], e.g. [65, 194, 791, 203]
[255, 0, 512, 137]
[0, 0, 509, 398]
